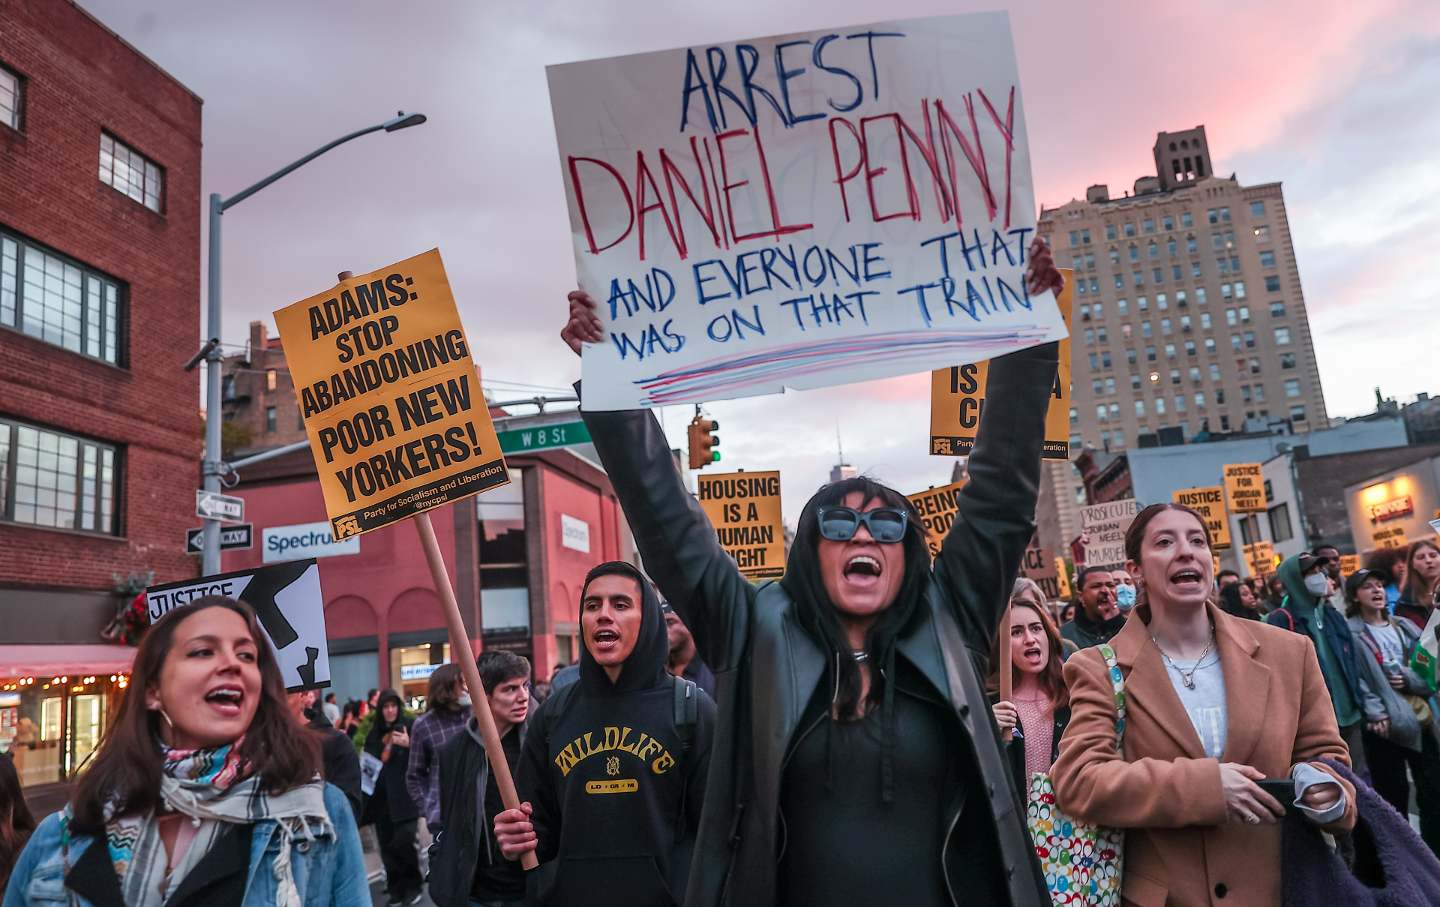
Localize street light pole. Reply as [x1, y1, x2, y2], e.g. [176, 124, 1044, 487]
[200, 111, 427, 574]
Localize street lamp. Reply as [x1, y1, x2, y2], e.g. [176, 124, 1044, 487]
[199, 111, 427, 574]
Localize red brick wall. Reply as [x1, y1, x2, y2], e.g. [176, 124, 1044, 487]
[0, 0, 202, 594]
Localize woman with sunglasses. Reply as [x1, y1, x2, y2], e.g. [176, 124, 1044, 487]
[558, 241, 1063, 907]
[3, 596, 366, 906]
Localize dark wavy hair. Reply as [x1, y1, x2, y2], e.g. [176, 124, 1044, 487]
[426, 663, 466, 712]
[69, 596, 320, 833]
[987, 583, 1069, 709]
[0, 753, 36, 891]
[781, 476, 931, 719]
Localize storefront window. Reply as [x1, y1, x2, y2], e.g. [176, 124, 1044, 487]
[0, 673, 126, 787]
[480, 469, 530, 653]
[390, 643, 450, 711]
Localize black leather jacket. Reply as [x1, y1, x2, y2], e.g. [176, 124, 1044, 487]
[580, 341, 1057, 907]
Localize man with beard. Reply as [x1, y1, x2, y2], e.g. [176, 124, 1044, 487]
[663, 602, 714, 694]
[1060, 566, 1126, 650]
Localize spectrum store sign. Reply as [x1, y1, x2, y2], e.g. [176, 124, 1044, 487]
[263, 521, 361, 564]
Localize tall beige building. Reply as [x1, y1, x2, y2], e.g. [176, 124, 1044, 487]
[1039, 126, 1328, 453]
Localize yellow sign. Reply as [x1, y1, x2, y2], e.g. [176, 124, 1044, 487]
[1223, 463, 1267, 514]
[1172, 485, 1233, 550]
[1340, 554, 1362, 576]
[906, 480, 968, 558]
[1374, 525, 1408, 550]
[1244, 540, 1276, 577]
[1055, 558, 1073, 599]
[930, 270, 1072, 459]
[1020, 537, 1061, 600]
[697, 471, 785, 578]
[273, 249, 509, 538]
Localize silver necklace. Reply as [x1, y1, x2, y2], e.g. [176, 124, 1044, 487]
[1152, 625, 1216, 690]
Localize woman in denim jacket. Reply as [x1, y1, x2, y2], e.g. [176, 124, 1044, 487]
[3, 597, 367, 906]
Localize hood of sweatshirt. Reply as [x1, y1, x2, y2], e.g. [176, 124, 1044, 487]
[577, 561, 669, 696]
[1277, 554, 1319, 616]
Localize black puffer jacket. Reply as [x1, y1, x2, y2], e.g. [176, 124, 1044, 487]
[579, 342, 1057, 907]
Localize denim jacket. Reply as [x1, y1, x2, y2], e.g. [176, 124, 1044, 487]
[2, 784, 368, 907]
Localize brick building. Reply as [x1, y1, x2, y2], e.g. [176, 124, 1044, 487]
[220, 320, 308, 455]
[1039, 125, 1329, 452]
[0, 0, 202, 786]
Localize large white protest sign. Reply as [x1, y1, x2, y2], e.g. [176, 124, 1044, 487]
[145, 560, 331, 692]
[547, 13, 1066, 410]
[1080, 500, 1139, 570]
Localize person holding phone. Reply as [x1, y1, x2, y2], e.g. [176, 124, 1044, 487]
[364, 690, 422, 906]
[1052, 503, 1356, 906]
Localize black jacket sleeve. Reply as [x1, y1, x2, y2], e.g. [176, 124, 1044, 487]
[933, 342, 1059, 652]
[516, 693, 563, 865]
[320, 729, 362, 820]
[580, 396, 758, 672]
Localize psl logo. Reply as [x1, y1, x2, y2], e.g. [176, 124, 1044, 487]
[605, 756, 620, 777]
[332, 515, 361, 539]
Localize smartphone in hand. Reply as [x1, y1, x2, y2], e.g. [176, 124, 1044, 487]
[1256, 778, 1299, 815]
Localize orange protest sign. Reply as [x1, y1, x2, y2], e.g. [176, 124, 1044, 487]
[906, 480, 968, 558]
[1223, 463, 1266, 514]
[697, 471, 785, 578]
[1172, 485, 1233, 550]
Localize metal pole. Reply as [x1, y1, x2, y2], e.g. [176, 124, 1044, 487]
[202, 192, 224, 574]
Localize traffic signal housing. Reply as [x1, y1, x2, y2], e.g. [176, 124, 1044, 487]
[687, 417, 720, 470]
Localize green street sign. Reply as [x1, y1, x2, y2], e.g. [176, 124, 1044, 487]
[497, 420, 592, 454]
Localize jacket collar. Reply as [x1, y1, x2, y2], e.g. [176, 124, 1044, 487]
[65, 833, 123, 907]
[66, 823, 252, 907]
[1110, 601, 1270, 762]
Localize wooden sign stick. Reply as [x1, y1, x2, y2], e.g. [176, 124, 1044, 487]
[999, 601, 1013, 743]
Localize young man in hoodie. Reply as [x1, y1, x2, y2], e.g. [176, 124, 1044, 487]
[1266, 552, 1374, 778]
[429, 651, 531, 907]
[493, 561, 717, 907]
[1059, 566, 1125, 651]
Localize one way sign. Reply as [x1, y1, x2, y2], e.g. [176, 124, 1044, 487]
[196, 490, 245, 522]
[186, 524, 253, 554]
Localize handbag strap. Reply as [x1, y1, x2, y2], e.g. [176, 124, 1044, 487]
[1097, 643, 1127, 753]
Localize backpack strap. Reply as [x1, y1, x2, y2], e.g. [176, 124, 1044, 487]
[1097, 643, 1127, 754]
[1274, 607, 1295, 632]
[672, 675, 698, 756]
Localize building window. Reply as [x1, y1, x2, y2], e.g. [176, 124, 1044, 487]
[99, 133, 164, 213]
[1194, 391, 1206, 410]
[1129, 244, 1139, 263]
[1204, 337, 1216, 354]
[1, 228, 124, 365]
[1209, 363, 1222, 381]
[1181, 212, 1193, 228]
[1089, 277, 1099, 294]
[1186, 236, 1198, 254]
[1175, 394, 1187, 413]
[1259, 250, 1276, 268]
[1265, 275, 1282, 293]
[1289, 404, 1306, 423]
[1114, 274, 1124, 290]
[1254, 225, 1270, 242]
[1126, 349, 1137, 365]
[1280, 353, 1296, 369]
[1250, 200, 1266, 218]
[1167, 239, 1177, 256]
[1130, 373, 1141, 390]
[1172, 264, 1183, 281]
[1069, 407, 1078, 426]
[1184, 340, 1197, 356]
[1189, 366, 1201, 382]
[1284, 378, 1302, 398]
[1088, 353, 1099, 370]
[1146, 346, 1156, 362]
[1195, 287, 1208, 304]
[1135, 400, 1146, 417]
[1161, 318, 1172, 335]
[1084, 328, 1094, 345]
[1097, 327, 1108, 343]
[1268, 502, 1293, 543]
[1105, 377, 1116, 395]
[265, 406, 277, 433]
[1270, 302, 1286, 318]
[1143, 218, 1155, 234]
[1124, 222, 1136, 237]
[1225, 307, 1237, 326]
[1165, 343, 1177, 360]
[1096, 404, 1108, 423]
[0, 63, 22, 131]
[1249, 357, 1262, 375]
[1169, 368, 1181, 385]
[266, 369, 277, 391]
[1106, 224, 1117, 241]
[1163, 215, 1175, 231]
[0, 418, 119, 534]
[1231, 333, 1242, 351]
[1254, 384, 1266, 402]
[1082, 230, 1091, 244]
[1244, 331, 1255, 349]
[1069, 231, 1080, 247]
[1085, 253, 1095, 270]
[1274, 327, 1291, 345]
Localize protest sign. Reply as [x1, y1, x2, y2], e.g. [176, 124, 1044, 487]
[145, 560, 329, 692]
[1020, 536, 1061, 600]
[1080, 500, 1139, 569]
[697, 471, 785, 578]
[1222, 463, 1266, 514]
[272, 249, 509, 540]
[906, 480, 968, 558]
[1340, 553, 1362, 576]
[1244, 540, 1277, 577]
[1055, 558, 1073, 599]
[930, 269, 1072, 457]
[1172, 485, 1232, 550]
[547, 13, 1068, 410]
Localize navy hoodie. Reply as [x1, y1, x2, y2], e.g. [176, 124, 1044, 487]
[518, 562, 716, 907]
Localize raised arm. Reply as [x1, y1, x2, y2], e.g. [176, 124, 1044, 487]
[567, 291, 757, 671]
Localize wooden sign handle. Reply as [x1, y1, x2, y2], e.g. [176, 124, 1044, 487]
[414, 506, 538, 871]
[999, 601, 1013, 743]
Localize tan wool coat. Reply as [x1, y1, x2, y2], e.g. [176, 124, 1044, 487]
[1051, 602, 1357, 907]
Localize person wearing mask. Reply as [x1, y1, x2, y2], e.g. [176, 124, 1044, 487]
[1053, 504, 1355, 906]
[1265, 575, 1286, 610]
[1058, 600, 1077, 626]
[541, 242, 1064, 907]
[406, 663, 471, 833]
[429, 651, 532, 907]
[1398, 540, 1440, 630]
[1265, 552, 1374, 778]
[364, 690, 422, 906]
[1219, 580, 1263, 621]
[662, 602, 715, 694]
[3, 597, 365, 906]
[1112, 570, 1138, 616]
[494, 562, 717, 906]
[1345, 568, 1440, 855]
[1217, 570, 1241, 589]
[1312, 544, 1347, 611]
[990, 578, 1071, 804]
[1060, 567, 1124, 651]
[1364, 546, 1409, 612]
[287, 689, 362, 820]
[0, 755, 35, 895]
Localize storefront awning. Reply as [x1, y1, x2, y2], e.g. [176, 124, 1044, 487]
[0, 644, 137, 678]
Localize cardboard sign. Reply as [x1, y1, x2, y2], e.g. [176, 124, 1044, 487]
[906, 480, 968, 558]
[1080, 500, 1139, 569]
[697, 471, 785, 578]
[1020, 536, 1061, 600]
[1340, 553, 1362, 576]
[273, 250, 509, 539]
[1374, 525, 1408, 550]
[1223, 463, 1266, 514]
[930, 269, 1072, 457]
[145, 561, 330, 691]
[1055, 558, 1073, 599]
[1171, 485, 1233, 550]
[547, 13, 1068, 410]
[1244, 541, 1277, 577]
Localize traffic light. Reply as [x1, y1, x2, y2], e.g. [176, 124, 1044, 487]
[687, 416, 720, 470]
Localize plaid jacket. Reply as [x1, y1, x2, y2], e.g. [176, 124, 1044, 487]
[404, 705, 469, 827]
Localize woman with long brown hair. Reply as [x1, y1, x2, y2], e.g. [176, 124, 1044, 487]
[3, 597, 366, 906]
[990, 577, 1071, 803]
[0, 755, 36, 894]
[1398, 539, 1440, 630]
[1052, 503, 1356, 906]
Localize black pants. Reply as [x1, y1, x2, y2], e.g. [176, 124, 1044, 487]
[1363, 726, 1440, 857]
[377, 813, 423, 899]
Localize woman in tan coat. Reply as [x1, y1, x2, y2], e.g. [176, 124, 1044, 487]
[1051, 503, 1357, 907]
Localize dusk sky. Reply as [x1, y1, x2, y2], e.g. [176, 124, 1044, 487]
[78, 0, 1440, 522]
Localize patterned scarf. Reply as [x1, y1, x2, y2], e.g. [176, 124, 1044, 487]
[65, 737, 332, 906]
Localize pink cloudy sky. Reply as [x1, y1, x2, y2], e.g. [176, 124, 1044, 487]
[81, 0, 1440, 521]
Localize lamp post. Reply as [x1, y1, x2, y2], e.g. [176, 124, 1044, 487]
[200, 111, 427, 574]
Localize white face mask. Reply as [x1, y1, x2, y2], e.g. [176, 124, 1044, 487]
[1304, 573, 1330, 597]
[457, 694, 472, 708]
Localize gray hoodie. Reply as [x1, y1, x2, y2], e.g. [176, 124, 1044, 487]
[1346, 614, 1438, 753]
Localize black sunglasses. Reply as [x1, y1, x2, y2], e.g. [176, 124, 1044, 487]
[816, 506, 909, 543]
